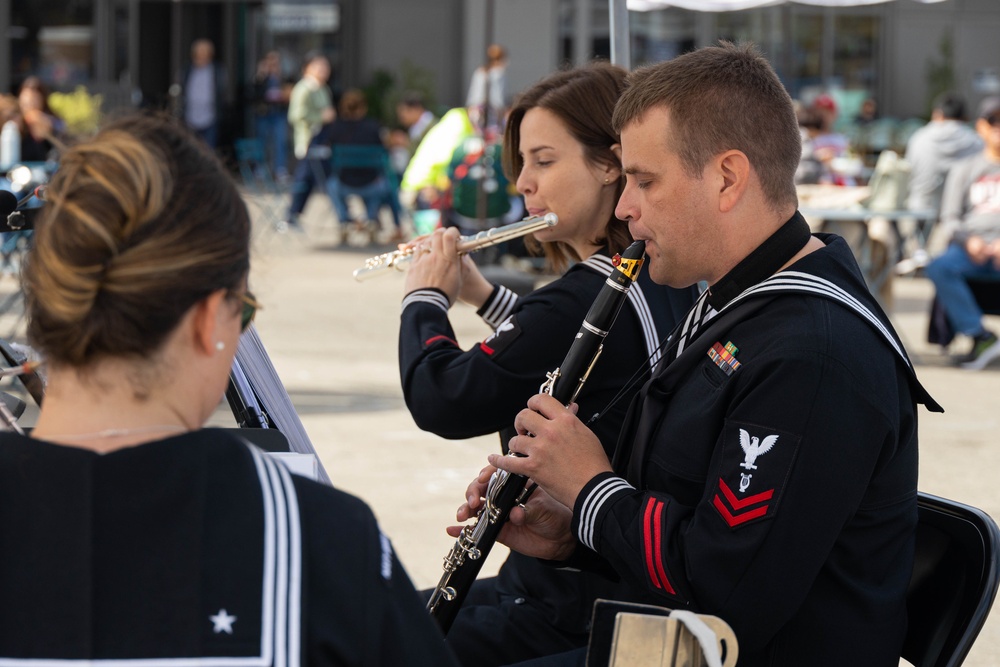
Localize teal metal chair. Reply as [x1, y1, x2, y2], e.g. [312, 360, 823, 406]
[325, 145, 402, 234]
[234, 138, 286, 232]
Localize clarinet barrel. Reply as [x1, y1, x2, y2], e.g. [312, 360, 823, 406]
[426, 240, 646, 632]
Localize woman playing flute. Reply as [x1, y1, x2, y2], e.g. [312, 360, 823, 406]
[398, 62, 698, 665]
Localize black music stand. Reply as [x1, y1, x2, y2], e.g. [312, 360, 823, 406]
[227, 427, 290, 453]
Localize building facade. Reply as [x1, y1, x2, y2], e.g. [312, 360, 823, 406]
[1, 0, 998, 145]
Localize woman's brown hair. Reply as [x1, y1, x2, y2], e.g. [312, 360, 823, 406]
[24, 112, 250, 367]
[502, 61, 631, 272]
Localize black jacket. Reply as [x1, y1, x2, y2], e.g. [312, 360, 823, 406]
[0, 429, 456, 666]
[572, 231, 941, 666]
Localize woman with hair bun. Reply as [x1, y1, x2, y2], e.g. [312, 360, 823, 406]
[0, 112, 455, 666]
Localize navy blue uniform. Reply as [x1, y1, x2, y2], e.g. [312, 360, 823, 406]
[570, 218, 941, 667]
[0, 429, 456, 666]
[400, 251, 696, 665]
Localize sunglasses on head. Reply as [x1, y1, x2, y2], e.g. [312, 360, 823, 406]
[237, 290, 262, 332]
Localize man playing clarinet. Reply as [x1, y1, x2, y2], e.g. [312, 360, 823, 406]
[464, 42, 943, 667]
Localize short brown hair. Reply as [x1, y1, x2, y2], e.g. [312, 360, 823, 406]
[613, 42, 800, 211]
[24, 112, 250, 367]
[503, 61, 631, 271]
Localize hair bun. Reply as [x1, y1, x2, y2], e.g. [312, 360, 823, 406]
[24, 112, 250, 367]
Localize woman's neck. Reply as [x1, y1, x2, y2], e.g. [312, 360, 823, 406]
[30, 363, 193, 453]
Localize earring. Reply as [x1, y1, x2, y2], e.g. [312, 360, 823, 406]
[604, 177, 610, 184]
[215, 341, 225, 352]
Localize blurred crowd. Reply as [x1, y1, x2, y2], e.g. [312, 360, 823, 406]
[0, 76, 67, 168]
[4, 42, 1000, 370]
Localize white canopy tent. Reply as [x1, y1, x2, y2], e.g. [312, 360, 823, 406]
[607, 0, 950, 72]
[627, 0, 947, 10]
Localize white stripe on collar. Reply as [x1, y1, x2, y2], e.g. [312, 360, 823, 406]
[720, 270, 909, 368]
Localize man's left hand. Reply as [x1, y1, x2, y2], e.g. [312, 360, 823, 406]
[490, 393, 613, 509]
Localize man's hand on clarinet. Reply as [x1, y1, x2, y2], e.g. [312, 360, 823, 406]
[489, 393, 613, 509]
[449, 464, 577, 561]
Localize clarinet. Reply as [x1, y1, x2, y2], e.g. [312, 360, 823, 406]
[427, 240, 647, 633]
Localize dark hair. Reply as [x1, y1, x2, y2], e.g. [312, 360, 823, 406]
[24, 112, 250, 368]
[399, 91, 426, 109]
[18, 76, 54, 115]
[503, 61, 631, 271]
[339, 88, 368, 120]
[934, 92, 967, 121]
[613, 41, 801, 213]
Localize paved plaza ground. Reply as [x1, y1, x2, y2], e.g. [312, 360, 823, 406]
[229, 194, 1000, 665]
[2, 191, 998, 664]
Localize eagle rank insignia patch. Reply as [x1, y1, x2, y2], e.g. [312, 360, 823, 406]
[478, 314, 522, 358]
[712, 421, 800, 529]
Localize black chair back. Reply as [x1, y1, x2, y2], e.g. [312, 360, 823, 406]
[903, 492, 1000, 667]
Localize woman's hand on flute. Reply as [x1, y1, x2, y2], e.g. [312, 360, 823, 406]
[403, 227, 462, 303]
[448, 465, 577, 562]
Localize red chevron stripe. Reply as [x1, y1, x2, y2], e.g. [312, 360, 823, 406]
[643, 497, 661, 590]
[718, 478, 773, 510]
[478, 342, 495, 355]
[425, 335, 458, 347]
[651, 501, 675, 594]
[713, 494, 769, 527]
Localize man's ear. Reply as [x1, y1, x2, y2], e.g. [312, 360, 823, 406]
[190, 289, 227, 356]
[716, 150, 750, 213]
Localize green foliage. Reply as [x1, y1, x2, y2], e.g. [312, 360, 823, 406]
[47, 86, 103, 137]
[925, 32, 955, 118]
[362, 59, 437, 129]
[363, 69, 397, 128]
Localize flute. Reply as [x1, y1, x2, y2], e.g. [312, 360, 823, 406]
[352, 213, 558, 281]
[426, 240, 647, 633]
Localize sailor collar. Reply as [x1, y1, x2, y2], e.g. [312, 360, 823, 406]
[705, 212, 812, 311]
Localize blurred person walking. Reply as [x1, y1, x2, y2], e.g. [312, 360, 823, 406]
[281, 53, 335, 233]
[252, 51, 291, 181]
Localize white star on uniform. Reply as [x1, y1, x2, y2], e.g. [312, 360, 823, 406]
[210, 609, 237, 634]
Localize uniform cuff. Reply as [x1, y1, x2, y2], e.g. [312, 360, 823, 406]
[477, 284, 518, 329]
[402, 288, 450, 314]
[573, 472, 635, 551]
